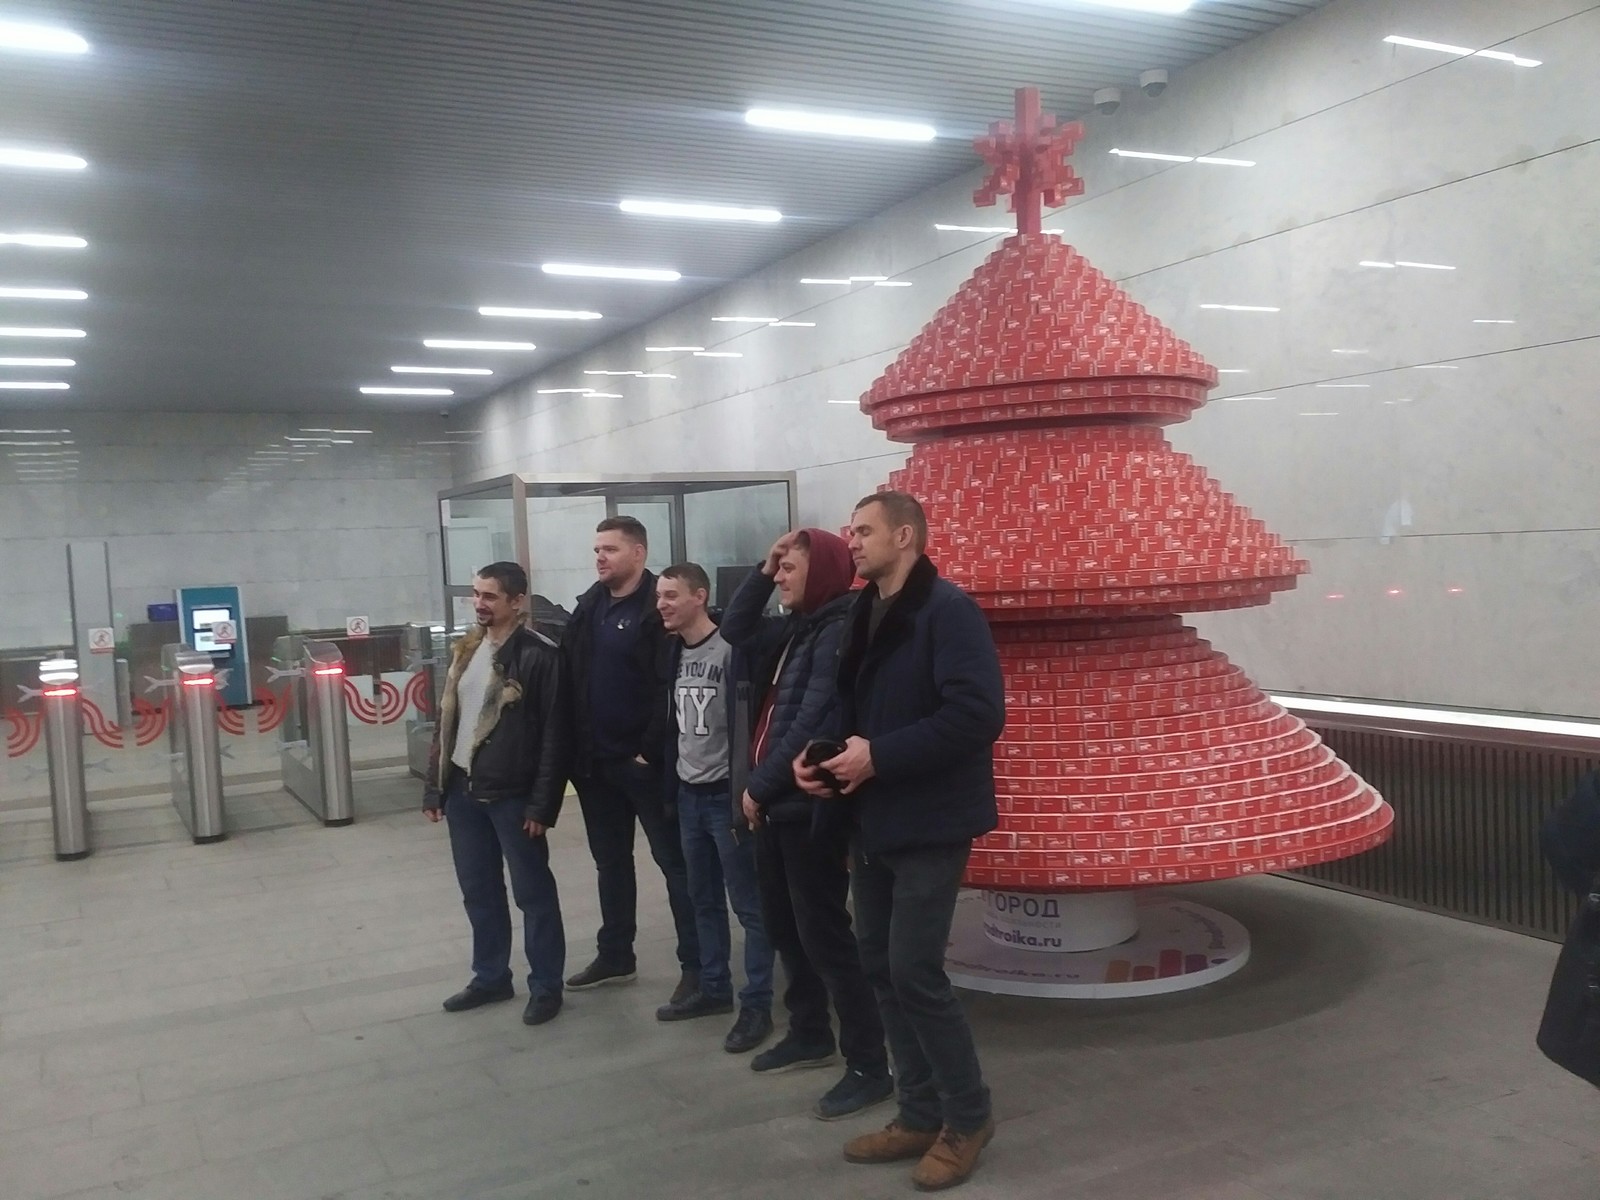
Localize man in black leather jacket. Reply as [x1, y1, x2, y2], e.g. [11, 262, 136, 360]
[423, 561, 570, 1027]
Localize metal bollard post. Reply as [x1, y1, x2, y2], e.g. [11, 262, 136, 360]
[40, 656, 89, 860]
[306, 642, 354, 825]
[169, 649, 226, 843]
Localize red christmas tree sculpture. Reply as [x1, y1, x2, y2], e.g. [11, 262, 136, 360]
[856, 89, 1393, 995]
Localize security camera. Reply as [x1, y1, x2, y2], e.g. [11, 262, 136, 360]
[1140, 69, 1169, 98]
[1093, 87, 1122, 116]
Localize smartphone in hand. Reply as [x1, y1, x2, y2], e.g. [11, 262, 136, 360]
[802, 738, 847, 794]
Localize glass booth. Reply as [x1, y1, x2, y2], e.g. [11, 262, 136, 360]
[437, 474, 797, 635]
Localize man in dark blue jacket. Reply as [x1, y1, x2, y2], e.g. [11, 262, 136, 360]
[797, 491, 1004, 1192]
[721, 528, 892, 1121]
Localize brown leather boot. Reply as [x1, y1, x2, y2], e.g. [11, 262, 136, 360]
[842, 1120, 941, 1164]
[910, 1119, 996, 1191]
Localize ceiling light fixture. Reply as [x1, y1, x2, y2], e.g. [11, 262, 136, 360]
[1194, 156, 1256, 167]
[423, 338, 535, 350]
[584, 392, 624, 399]
[0, 233, 86, 248]
[1216, 368, 1249, 374]
[391, 365, 493, 375]
[0, 381, 68, 389]
[712, 315, 780, 323]
[1315, 383, 1371, 389]
[0, 286, 86, 300]
[536, 388, 596, 395]
[744, 107, 936, 142]
[769, 321, 815, 328]
[1359, 260, 1397, 269]
[1473, 319, 1516, 324]
[541, 262, 680, 282]
[1330, 348, 1370, 355]
[848, 276, 888, 282]
[827, 399, 858, 405]
[637, 372, 676, 379]
[1413, 364, 1459, 370]
[1383, 34, 1541, 68]
[619, 198, 782, 223]
[1110, 149, 1194, 163]
[694, 351, 742, 358]
[1199, 304, 1279, 313]
[0, 326, 85, 337]
[645, 345, 704, 352]
[874, 281, 912, 288]
[582, 369, 643, 376]
[932, 224, 1066, 234]
[0, 19, 89, 54]
[0, 146, 87, 171]
[359, 386, 453, 396]
[477, 306, 603, 320]
[1395, 260, 1455, 271]
[0, 356, 73, 366]
[1076, 0, 1194, 12]
[800, 277, 854, 284]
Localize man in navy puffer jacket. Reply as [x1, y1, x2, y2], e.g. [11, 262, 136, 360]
[720, 529, 893, 1122]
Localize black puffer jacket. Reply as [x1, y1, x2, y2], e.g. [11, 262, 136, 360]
[719, 569, 851, 825]
[423, 624, 570, 827]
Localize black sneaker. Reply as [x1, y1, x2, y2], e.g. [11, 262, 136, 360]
[723, 1007, 774, 1054]
[814, 1067, 895, 1121]
[668, 967, 699, 1006]
[751, 1035, 837, 1074]
[522, 992, 562, 1026]
[655, 990, 735, 1022]
[441, 981, 514, 1013]
[565, 958, 637, 990]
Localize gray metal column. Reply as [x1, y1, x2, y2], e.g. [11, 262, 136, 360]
[164, 644, 226, 843]
[305, 641, 354, 825]
[40, 656, 89, 861]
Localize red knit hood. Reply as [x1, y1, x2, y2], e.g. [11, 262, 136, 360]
[798, 528, 855, 613]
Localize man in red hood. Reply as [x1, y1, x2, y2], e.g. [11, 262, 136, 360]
[719, 529, 892, 1121]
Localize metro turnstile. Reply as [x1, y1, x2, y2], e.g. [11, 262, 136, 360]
[403, 623, 446, 780]
[272, 636, 354, 825]
[40, 655, 90, 860]
[163, 644, 226, 843]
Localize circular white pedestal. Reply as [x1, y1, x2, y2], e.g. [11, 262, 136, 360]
[946, 890, 1250, 998]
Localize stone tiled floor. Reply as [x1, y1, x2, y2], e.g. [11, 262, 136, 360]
[1, 770, 1594, 1199]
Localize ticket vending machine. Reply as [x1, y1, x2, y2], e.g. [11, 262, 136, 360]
[175, 585, 250, 708]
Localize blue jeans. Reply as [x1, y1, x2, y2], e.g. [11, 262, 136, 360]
[678, 781, 773, 1011]
[444, 771, 565, 998]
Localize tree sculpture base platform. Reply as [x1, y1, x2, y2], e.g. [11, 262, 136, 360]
[945, 889, 1251, 999]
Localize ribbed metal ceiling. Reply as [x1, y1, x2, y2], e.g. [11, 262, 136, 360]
[0, 0, 1325, 412]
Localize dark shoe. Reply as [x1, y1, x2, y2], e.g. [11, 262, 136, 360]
[722, 1007, 773, 1054]
[565, 958, 637, 990]
[751, 1035, 836, 1075]
[522, 992, 562, 1026]
[815, 1067, 895, 1121]
[668, 967, 699, 1006]
[911, 1120, 996, 1191]
[654, 990, 735, 1022]
[843, 1120, 941, 1165]
[441, 981, 514, 1013]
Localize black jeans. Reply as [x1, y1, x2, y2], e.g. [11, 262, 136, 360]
[852, 839, 991, 1133]
[756, 819, 888, 1074]
[573, 756, 698, 971]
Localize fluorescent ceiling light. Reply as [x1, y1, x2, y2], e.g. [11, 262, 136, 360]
[619, 198, 782, 223]
[1229, 395, 1277, 401]
[477, 306, 602, 320]
[1473, 319, 1516, 324]
[1199, 304, 1279, 313]
[583, 369, 642, 376]
[1298, 412, 1340, 417]
[0, 381, 68, 389]
[1413, 364, 1459, 370]
[1395, 260, 1455, 270]
[391, 365, 492, 375]
[1315, 383, 1372, 389]
[300, 428, 372, 434]
[359, 386, 453, 396]
[827, 399, 859, 405]
[712, 315, 780, 323]
[849, 276, 888, 282]
[423, 338, 535, 350]
[1330, 348, 1369, 355]
[537, 388, 596, 395]
[584, 392, 623, 398]
[0, 356, 73, 366]
[637, 372, 676, 379]
[694, 351, 742, 358]
[1196, 156, 1256, 167]
[541, 262, 680, 282]
[1076, 0, 1193, 12]
[1110, 149, 1194, 163]
[1359, 260, 1396, 269]
[0, 146, 87, 171]
[769, 321, 815, 328]
[1216, 368, 1249, 374]
[801, 277, 854, 284]
[0, 20, 89, 53]
[874, 281, 912, 288]
[1383, 34, 1540, 68]
[934, 224, 1008, 234]
[0, 326, 84, 337]
[0, 233, 86, 248]
[645, 345, 703, 352]
[0, 286, 86, 300]
[745, 107, 936, 142]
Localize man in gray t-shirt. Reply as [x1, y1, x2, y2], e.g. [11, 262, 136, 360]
[653, 563, 774, 1055]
